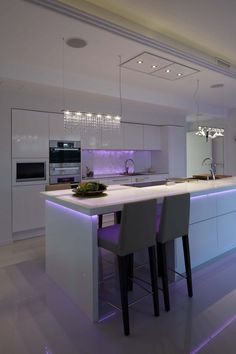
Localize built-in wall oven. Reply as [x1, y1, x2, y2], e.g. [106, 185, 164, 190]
[49, 140, 81, 184]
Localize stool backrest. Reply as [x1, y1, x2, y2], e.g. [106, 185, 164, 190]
[158, 193, 190, 243]
[119, 199, 157, 256]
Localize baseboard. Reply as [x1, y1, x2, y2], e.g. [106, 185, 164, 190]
[13, 228, 45, 241]
[0, 239, 13, 246]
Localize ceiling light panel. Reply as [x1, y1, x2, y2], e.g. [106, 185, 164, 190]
[121, 52, 173, 74]
[152, 63, 199, 80]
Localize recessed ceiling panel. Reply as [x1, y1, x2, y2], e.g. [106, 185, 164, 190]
[121, 52, 199, 80]
[121, 52, 173, 74]
[152, 63, 199, 80]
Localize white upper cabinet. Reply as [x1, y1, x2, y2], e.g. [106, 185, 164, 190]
[49, 113, 65, 140]
[81, 127, 101, 149]
[49, 113, 82, 141]
[143, 125, 161, 150]
[122, 123, 143, 150]
[101, 127, 123, 149]
[12, 109, 49, 158]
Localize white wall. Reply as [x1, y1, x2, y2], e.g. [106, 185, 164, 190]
[0, 81, 186, 245]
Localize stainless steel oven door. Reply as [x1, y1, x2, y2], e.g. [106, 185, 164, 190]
[49, 163, 81, 176]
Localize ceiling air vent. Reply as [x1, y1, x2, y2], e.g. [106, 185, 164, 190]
[215, 57, 231, 69]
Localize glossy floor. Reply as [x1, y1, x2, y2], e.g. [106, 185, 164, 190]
[1, 237, 236, 353]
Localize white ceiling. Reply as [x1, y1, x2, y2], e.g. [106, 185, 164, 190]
[1, 0, 236, 120]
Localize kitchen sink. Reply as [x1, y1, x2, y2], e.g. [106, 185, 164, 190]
[121, 172, 149, 176]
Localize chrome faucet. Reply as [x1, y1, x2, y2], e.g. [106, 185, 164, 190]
[202, 157, 216, 180]
[124, 159, 135, 175]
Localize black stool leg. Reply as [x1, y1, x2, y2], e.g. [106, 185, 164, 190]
[98, 215, 103, 228]
[148, 246, 159, 317]
[156, 243, 163, 277]
[128, 253, 134, 291]
[182, 235, 193, 297]
[117, 255, 130, 336]
[158, 242, 170, 312]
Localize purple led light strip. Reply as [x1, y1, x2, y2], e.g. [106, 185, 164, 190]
[46, 200, 97, 221]
[190, 314, 236, 354]
[191, 188, 236, 200]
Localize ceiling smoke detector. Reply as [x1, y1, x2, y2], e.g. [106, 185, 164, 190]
[210, 83, 224, 88]
[66, 38, 87, 48]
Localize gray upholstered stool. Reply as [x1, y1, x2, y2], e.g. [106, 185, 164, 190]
[156, 193, 192, 312]
[98, 199, 159, 336]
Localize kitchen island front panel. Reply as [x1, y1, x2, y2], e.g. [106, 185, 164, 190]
[41, 178, 236, 322]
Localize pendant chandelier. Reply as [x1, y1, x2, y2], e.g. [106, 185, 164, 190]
[196, 126, 224, 140]
[62, 38, 122, 134]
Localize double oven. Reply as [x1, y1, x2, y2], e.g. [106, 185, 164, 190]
[49, 140, 81, 184]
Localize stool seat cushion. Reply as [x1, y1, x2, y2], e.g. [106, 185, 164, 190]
[98, 224, 121, 254]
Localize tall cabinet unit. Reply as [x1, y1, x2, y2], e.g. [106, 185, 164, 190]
[156, 126, 186, 178]
[12, 109, 50, 240]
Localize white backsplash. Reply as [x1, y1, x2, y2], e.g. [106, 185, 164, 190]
[82, 150, 152, 176]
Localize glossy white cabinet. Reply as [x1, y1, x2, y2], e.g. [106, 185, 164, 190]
[12, 109, 49, 158]
[166, 126, 186, 177]
[81, 127, 101, 149]
[143, 125, 161, 150]
[49, 113, 65, 140]
[12, 185, 45, 233]
[101, 127, 123, 149]
[122, 123, 143, 150]
[49, 113, 82, 141]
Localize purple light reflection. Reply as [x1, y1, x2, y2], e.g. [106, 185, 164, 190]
[84, 150, 135, 176]
[191, 188, 236, 200]
[46, 200, 97, 221]
[190, 313, 236, 354]
[98, 312, 116, 323]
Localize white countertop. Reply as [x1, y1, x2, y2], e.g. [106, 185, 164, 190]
[41, 177, 236, 216]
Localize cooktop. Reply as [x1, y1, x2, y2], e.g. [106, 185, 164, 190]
[124, 181, 166, 188]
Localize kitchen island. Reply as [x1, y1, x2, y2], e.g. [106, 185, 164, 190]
[41, 178, 236, 322]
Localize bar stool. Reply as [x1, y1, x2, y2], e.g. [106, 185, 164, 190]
[98, 199, 159, 336]
[156, 193, 192, 312]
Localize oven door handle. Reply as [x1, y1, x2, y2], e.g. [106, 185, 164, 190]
[53, 167, 80, 170]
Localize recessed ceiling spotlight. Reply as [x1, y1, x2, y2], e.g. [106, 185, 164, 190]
[137, 60, 143, 64]
[66, 38, 87, 48]
[177, 73, 182, 77]
[152, 65, 158, 68]
[165, 69, 171, 73]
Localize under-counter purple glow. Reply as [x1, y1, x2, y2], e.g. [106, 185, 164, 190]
[46, 200, 97, 221]
[191, 188, 236, 200]
[190, 313, 236, 354]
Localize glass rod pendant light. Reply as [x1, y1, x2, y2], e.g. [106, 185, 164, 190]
[63, 40, 121, 134]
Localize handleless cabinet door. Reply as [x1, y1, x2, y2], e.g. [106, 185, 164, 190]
[12, 185, 45, 233]
[143, 125, 161, 150]
[49, 113, 65, 140]
[49, 113, 82, 141]
[101, 127, 123, 149]
[122, 123, 143, 150]
[12, 109, 49, 158]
